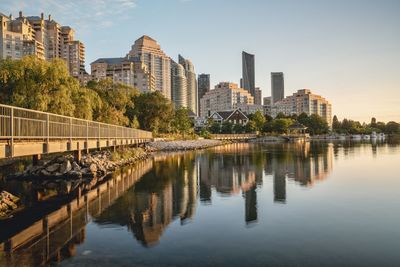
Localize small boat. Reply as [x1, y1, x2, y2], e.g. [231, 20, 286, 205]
[352, 134, 362, 140]
[338, 134, 347, 140]
[370, 132, 377, 139]
[363, 135, 370, 140]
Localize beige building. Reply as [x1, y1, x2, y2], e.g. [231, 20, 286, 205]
[271, 89, 332, 126]
[200, 82, 254, 118]
[127, 35, 171, 99]
[0, 12, 86, 80]
[91, 57, 155, 93]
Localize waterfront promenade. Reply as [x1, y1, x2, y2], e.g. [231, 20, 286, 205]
[0, 104, 152, 160]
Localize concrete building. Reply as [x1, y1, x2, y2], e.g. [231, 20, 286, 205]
[127, 35, 171, 99]
[200, 82, 254, 118]
[236, 103, 264, 115]
[171, 60, 187, 108]
[197, 74, 210, 115]
[179, 55, 197, 114]
[242, 51, 255, 97]
[254, 87, 262, 105]
[263, 96, 272, 116]
[0, 12, 86, 80]
[0, 12, 44, 60]
[271, 89, 332, 126]
[91, 57, 155, 93]
[271, 72, 284, 104]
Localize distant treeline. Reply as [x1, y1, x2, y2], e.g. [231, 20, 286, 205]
[0, 57, 193, 136]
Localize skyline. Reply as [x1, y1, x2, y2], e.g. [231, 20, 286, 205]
[1, 0, 399, 122]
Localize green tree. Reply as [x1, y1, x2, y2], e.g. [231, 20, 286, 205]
[221, 120, 233, 133]
[305, 114, 329, 135]
[0, 56, 79, 116]
[251, 110, 266, 132]
[385, 121, 400, 134]
[245, 120, 257, 133]
[370, 117, 377, 128]
[132, 91, 174, 133]
[172, 107, 193, 136]
[272, 118, 293, 134]
[209, 121, 221, 134]
[233, 123, 245, 134]
[332, 115, 341, 132]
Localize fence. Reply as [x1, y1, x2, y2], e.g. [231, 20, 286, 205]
[0, 103, 152, 141]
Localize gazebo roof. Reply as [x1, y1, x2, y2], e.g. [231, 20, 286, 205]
[288, 122, 307, 130]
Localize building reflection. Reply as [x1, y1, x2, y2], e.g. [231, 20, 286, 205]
[0, 142, 335, 266]
[264, 142, 333, 203]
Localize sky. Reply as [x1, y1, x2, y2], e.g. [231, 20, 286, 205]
[1, 0, 399, 122]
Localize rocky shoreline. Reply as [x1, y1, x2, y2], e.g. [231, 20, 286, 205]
[0, 191, 20, 218]
[147, 139, 226, 151]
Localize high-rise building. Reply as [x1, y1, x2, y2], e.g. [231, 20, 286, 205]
[91, 57, 155, 93]
[242, 51, 255, 97]
[179, 55, 197, 114]
[197, 74, 210, 115]
[271, 72, 284, 104]
[0, 12, 86, 80]
[254, 87, 262, 105]
[200, 82, 254, 118]
[270, 89, 332, 126]
[171, 60, 188, 109]
[127, 35, 171, 99]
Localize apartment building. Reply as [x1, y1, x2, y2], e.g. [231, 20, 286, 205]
[91, 57, 155, 93]
[200, 82, 254, 118]
[0, 12, 86, 80]
[271, 89, 332, 126]
[127, 35, 171, 99]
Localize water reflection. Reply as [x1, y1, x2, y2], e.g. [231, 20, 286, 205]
[2, 141, 393, 266]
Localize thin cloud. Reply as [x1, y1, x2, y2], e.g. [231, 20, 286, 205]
[0, 0, 137, 31]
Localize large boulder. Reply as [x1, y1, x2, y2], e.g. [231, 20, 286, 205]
[46, 163, 60, 173]
[59, 160, 72, 174]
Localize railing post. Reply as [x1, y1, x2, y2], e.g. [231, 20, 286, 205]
[9, 107, 14, 157]
[46, 114, 50, 152]
[86, 121, 89, 153]
[69, 118, 72, 144]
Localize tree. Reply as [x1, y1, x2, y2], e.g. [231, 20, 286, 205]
[172, 107, 192, 136]
[385, 121, 400, 134]
[209, 121, 221, 134]
[132, 91, 174, 133]
[251, 111, 266, 133]
[245, 120, 257, 133]
[305, 114, 329, 135]
[272, 118, 292, 134]
[233, 123, 245, 134]
[0, 56, 80, 116]
[370, 117, 377, 128]
[221, 121, 233, 133]
[276, 112, 287, 119]
[332, 115, 341, 132]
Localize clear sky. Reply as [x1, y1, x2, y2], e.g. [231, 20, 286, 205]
[1, 0, 399, 122]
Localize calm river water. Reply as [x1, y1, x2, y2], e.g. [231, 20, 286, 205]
[0, 141, 400, 267]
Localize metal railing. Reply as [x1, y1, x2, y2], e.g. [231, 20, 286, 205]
[0, 103, 152, 141]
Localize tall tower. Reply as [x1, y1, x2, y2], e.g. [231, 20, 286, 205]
[242, 51, 255, 97]
[197, 74, 210, 115]
[179, 54, 197, 115]
[127, 35, 171, 99]
[271, 72, 284, 104]
[171, 60, 188, 109]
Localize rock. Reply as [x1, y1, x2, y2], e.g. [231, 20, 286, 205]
[89, 164, 98, 173]
[59, 160, 72, 174]
[40, 169, 52, 176]
[2, 198, 17, 210]
[72, 162, 81, 171]
[46, 163, 60, 173]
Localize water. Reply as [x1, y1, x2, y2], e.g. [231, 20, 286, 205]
[1, 141, 400, 267]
